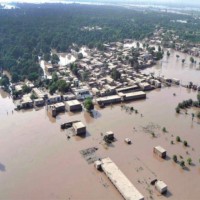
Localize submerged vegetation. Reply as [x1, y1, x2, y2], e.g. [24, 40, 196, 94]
[176, 94, 200, 119]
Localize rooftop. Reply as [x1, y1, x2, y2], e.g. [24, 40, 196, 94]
[101, 157, 144, 200]
[154, 146, 166, 153]
[66, 100, 81, 106]
[73, 121, 86, 129]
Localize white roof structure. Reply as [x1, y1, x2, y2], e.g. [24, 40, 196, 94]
[154, 146, 166, 154]
[66, 100, 81, 106]
[73, 122, 86, 129]
[101, 157, 144, 200]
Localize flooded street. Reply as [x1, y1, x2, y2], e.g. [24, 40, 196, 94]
[0, 85, 200, 200]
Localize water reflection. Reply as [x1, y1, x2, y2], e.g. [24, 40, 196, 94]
[0, 163, 6, 172]
[83, 111, 94, 124]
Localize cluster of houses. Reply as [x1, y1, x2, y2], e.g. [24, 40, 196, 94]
[12, 39, 181, 116]
[149, 28, 200, 58]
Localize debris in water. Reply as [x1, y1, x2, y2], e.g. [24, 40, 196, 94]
[80, 147, 99, 164]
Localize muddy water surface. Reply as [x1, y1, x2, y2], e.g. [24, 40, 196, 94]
[0, 87, 200, 200]
[142, 48, 200, 85]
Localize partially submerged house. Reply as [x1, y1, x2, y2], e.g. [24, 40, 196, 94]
[48, 94, 62, 104]
[73, 121, 86, 135]
[49, 102, 65, 117]
[153, 146, 167, 158]
[34, 98, 45, 107]
[96, 95, 121, 105]
[63, 93, 76, 101]
[155, 180, 168, 194]
[32, 88, 47, 99]
[65, 100, 82, 112]
[21, 96, 33, 109]
[72, 86, 92, 100]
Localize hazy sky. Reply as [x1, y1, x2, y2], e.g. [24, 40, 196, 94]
[0, 0, 200, 5]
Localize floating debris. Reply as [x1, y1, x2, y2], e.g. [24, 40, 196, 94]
[141, 123, 161, 135]
[80, 147, 99, 164]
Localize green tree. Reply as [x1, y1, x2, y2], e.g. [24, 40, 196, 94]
[57, 80, 69, 93]
[190, 57, 194, 63]
[44, 53, 51, 62]
[136, 42, 140, 48]
[51, 54, 60, 64]
[84, 98, 94, 112]
[11, 73, 20, 83]
[49, 82, 58, 95]
[197, 112, 200, 119]
[81, 71, 89, 81]
[28, 72, 38, 81]
[187, 158, 192, 165]
[52, 72, 58, 82]
[155, 51, 163, 60]
[77, 53, 83, 60]
[111, 68, 121, 80]
[0, 74, 9, 87]
[192, 113, 195, 120]
[70, 63, 78, 76]
[180, 161, 185, 168]
[197, 93, 200, 103]
[176, 107, 180, 113]
[173, 155, 178, 163]
[183, 141, 188, 147]
[176, 136, 181, 142]
[30, 93, 37, 100]
[22, 85, 31, 94]
[167, 51, 170, 57]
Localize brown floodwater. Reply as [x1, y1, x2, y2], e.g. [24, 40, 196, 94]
[0, 85, 200, 200]
[142, 48, 200, 85]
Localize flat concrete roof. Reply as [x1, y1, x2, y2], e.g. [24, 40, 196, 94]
[139, 82, 150, 86]
[73, 122, 86, 129]
[156, 180, 167, 189]
[66, 100, 81, 106]
[125, 91, 146, 97]
[101, 157, 144, 200]
[154, 146, 166, 153]
[116, 85, 139, 93]
[34, 98, 44, 102]
[106, 131, 114, 135]
[96, 95, 121, 102]
[22, 96, 32, 103]
[54, 102, 65, 108]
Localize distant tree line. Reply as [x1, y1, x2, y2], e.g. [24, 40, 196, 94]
[0, 3, 199, 81]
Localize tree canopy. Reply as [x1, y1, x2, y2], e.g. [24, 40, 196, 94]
[0, 3, 199, 81]
[84, 98, 94, 111]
